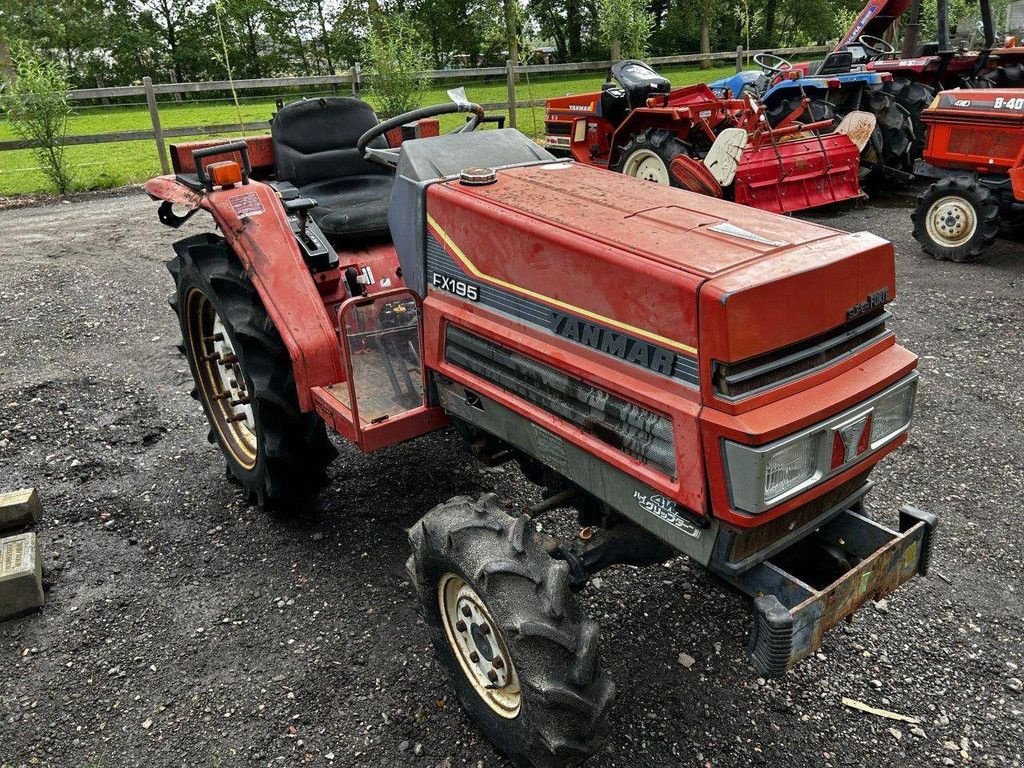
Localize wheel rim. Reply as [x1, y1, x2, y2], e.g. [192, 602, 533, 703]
[622, 149, 670, 184]
[185, 288, 258, 469]
[438, 573, 521, 719]
[926, 195, 978, 248]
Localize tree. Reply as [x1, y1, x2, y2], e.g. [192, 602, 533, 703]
[1, 44, 74, 194]
[362, 11, 426, 116]
[596, 0, 652, 59]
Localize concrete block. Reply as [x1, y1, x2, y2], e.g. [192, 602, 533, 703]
[0, 488, 41, 532]
[0, 533, 44, 620]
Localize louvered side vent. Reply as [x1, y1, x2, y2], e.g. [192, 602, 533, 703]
[444, 325, 677, 477]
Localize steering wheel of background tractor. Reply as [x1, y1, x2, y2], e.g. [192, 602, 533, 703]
[357, 94, 486, 168]
[858, 35, 897, 58]
[753, 52, 793, 75]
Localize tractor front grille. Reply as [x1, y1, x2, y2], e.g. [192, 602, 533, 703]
[713, 310, 890, 399]
[444, 325, 677, 477]
[947, 126, 1020, 164]
[544, 121, 572, 136]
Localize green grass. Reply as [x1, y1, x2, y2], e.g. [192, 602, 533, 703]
[0, 64, 735, 197]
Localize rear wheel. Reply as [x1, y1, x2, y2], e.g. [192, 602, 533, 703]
[168, 234, 336, 510]
[408, 494, 614, 767]
[764, 95, 837, 128]
[911, 177, 1000, 262]
[882, 78, 935, 160]
[616, 128, 687, 186]
[862, 84, 914, 186]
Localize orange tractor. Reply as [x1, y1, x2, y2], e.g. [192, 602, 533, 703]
[543, 60, 874, 214]
[144, 94, 936, 766]
[912, 88, 1024, 261]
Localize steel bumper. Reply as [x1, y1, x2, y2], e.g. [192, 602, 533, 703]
[726, 506, 938, 677]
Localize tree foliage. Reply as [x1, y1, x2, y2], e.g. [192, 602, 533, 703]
[596, 0, 653, 59]
[1, 44, 75, 193]
[3, 0, 1013, 89]
[362, 10, 427, 117]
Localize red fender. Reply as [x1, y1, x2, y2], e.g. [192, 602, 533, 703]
[147, 176, 345, 411]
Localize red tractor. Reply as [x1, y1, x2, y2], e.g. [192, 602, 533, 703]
[144, 94, 937, 766]
[912, 88, 1024, 261]
[831, 0, 1024, 152]
[543, 60, 873, 214]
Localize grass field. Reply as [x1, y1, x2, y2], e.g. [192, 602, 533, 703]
[0, 64, 735, 197]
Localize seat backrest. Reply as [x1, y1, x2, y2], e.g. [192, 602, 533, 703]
[812, 50, 855, 76]
[271, 97, 391, 187]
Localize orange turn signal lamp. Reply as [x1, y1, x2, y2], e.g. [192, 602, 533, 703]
[205, 160, 243, 187]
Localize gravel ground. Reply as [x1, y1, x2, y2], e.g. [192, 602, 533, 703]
[0, 189, 1022, 768]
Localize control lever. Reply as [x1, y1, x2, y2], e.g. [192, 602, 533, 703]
[283, 197, 318, 240]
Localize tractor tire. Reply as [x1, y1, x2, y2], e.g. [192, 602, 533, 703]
[765, 95, 837, 128]
[911, 177, 1000, 262]
[978, 63, 1024, 87]
[615, 128, 687, 186]
[168, 233, 336, 511]
[882, 78, 936, 160]
[408, 494, 614, 768]
[860, 85, 914, 188]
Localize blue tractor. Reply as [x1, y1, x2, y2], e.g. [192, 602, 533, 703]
[710, 44, 918, 185]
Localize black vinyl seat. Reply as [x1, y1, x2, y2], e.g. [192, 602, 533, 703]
[271, 97, 394, 242]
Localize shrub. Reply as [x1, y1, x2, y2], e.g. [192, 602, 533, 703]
[1, 45, 75, 195]
[597, 0, 654, 60]
[363, 12, 428, 118]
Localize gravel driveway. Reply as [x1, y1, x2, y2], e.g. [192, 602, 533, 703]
[1, 189, 1022, 768]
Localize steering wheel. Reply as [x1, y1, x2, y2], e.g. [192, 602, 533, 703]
[858, 34, 896, 58]
[357, 97, 486, 167]
[753, 52, 793, 75]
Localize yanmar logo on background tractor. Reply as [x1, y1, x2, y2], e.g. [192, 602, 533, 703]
[143, 92, 937, 767]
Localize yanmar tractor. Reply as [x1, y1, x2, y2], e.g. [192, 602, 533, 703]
[912, 88, 1024, 261]
[145, 93, 937, 766]
[543, 60, 872, 214]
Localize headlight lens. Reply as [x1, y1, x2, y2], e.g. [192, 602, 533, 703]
[763, 436, 820, 502]
[870, 380, 917, 443]
[722, 373, 918, 514]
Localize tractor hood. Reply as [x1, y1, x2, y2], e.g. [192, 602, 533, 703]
[424, 161, 895, 405]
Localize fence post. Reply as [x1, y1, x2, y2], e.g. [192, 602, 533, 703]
[144, 76, 170, 175]
[352, 61, 361, 98]
[505, 59, 517, 129]
[735, 45, 744, 72]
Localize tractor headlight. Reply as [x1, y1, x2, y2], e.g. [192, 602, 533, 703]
[722, 373, 919, 514]
[763, 437, 822, 501]
[869, 380, 917, 445]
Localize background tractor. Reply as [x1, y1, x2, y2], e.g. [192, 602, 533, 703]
[144, 93, 936, 766]
[710, 47, 917, 184]
[544, 60, 872, 213]
[912, 88, 1024, 261]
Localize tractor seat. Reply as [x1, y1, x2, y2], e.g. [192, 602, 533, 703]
[271, 97, 393, 243]
[807, 50, 855, 76]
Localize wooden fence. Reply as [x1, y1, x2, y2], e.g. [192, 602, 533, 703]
[0, 45, 829, 174]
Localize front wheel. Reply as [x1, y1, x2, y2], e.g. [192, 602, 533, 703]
[615, 128, 687, 186]
[408, 494, 614, 767]
[911, 177, 1000, 262]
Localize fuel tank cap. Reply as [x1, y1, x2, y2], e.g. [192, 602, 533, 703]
[459, 167, 497, 186]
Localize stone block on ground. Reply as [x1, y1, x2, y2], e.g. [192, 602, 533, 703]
[0, 533, 44, 620]
[0, 489, 41, 532]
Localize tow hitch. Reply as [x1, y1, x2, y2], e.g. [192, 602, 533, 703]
[723, 506, 938, 676]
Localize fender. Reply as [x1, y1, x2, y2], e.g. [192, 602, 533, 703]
[149, 176, 345, 411]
